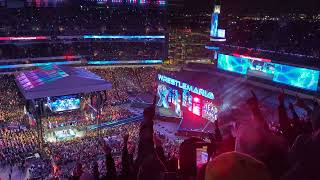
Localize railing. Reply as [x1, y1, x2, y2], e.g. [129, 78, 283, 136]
[87, 115, 143, 130]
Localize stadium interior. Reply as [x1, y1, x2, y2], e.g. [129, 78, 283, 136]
[0, 0, 320, 180]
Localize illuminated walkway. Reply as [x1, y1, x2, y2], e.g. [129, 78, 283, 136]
[87, 115, 143, 130]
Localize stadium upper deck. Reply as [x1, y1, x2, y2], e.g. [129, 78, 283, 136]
[0, 1, 167, 71]
[0, 1, 167, 36]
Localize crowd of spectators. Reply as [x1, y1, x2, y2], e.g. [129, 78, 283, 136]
[1, 3, 320, 180]
[0, 7, 166, 36]
[223, 18, 320, 58]
[53, 90, 320, 180]
[0, 67, 158, 122]
[0, 41, 164, 61]
[0, 6, 166, 69]
[2, 64, 320, 180]
[0, 128, 37, 167]
[44, 122, 143, 179]
[92, 67, 158, 103]
[0, 75, 24, 123]
[30, 90, 318, 180]
[0, 67, 160, 179]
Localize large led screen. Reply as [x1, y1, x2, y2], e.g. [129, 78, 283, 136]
[273, 64, 319, 91]
[210, 13, 219, 37]
[158, 83, 219, 122]
[217, 54, 249, 75]
[47, 95, 81, 112]
[157, 84, 182, 118]
[217, 29, 226, 38]
[202, 100, 218, 122]
[217, 54, 320, 91]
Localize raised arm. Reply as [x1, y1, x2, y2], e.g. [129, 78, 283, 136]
[247, 90, 268, 129]
[101, 139, 117, 180]
[214, 120, 222, 142]
[135, 95, 157, 166]
[278, 91, 291, 134]
[295, 95, 313, 116]
[121, 134, 130, 179]
[289, 102, 299, 122]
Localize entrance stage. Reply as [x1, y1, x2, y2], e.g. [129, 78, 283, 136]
[44, 126, 85, 143]
[15, 65, 112, 147]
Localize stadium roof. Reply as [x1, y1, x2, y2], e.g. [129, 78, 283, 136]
[15, 65, 112, 100]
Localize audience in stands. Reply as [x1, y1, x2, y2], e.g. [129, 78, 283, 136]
[0, 42, 164, 61]
[1, 66, 320, 180]
[222, 18, 320, 58]
[0, 7, 165, 36]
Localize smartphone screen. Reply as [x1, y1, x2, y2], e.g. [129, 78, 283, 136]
[196, 146, 208, 167]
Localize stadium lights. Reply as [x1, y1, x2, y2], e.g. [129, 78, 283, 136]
[232, 53, 272, 62]
[0, 61, 81, 69]
[0, 60, 162, 70]
[0, 36, 48, 41]
[205, 46, 220, 50]
[83, 35, 165, 39]
[193, 97, 200, 103]
[210, 37, 226, 42]
[87, 60, 163, 65]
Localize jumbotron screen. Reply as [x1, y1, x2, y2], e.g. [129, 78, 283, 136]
[47, 95, 81, 112]
[157, 83, 218, 122]
[157, 83, 182, 118]
[218, 54, 320, 91]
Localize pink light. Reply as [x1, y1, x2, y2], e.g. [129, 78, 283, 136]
[0, 36, 48, 41]
[0, 37, 10, 41]
[192, 97, 201, 116]
[233, 53, 271, 62]
[36, 0, 40, 7]
[192, 106, 200, 116]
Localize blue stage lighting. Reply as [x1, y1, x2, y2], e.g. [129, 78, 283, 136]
[0, 61, 81, 69]
[87, 60, 163, 65]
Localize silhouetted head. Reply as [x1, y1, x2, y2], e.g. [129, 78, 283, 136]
[137, 155, 166, 180]
[311, 103, 320, 131]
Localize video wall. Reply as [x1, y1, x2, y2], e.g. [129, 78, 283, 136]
[157, 74, 218, 123]
[157, 84, 182, 117]
[47, 95, 81, 112]
[210, 13, 219, 37]
[217, 54, 320, 91]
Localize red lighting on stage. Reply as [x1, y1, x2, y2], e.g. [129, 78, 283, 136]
[232, 53, 271, 62]
[64, 55, 77, 60]
[192, 97, 201, 116]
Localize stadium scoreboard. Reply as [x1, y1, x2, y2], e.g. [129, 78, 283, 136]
[217, 53, 320, 92]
